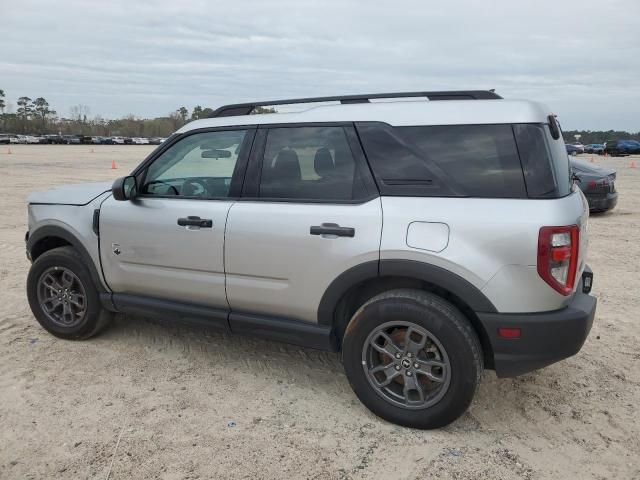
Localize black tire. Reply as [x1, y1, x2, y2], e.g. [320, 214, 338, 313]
[27, 246, 112, 340]
[342, 289, 482, 429]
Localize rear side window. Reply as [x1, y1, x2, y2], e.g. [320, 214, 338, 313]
[357, 123, 526, 198]
[513, 124, 557, 197]
[258, 126, 368, 201]
[513, 124, 571, 198]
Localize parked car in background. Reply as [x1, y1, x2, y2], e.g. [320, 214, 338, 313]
[604, 139, 640, 156]
[566, 144, 580, 155]
[132, 137, 150, 144]
[0, 134, 10, 144]
[9, 135, 21, 144]
[584, 144, 604, 154]
[148, 137, 167, 145]
[111, 136, 125, 145]
[570, 142, 585, 154]
[62, 135, 81, 145]
[571, 159, 617, 213]
[26, 135, 41, 144]
[43, 134, 65, 144]
[626, 140, 640, 154]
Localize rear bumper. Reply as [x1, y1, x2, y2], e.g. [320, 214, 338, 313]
[478, 270, 596, 377]
[586, 192, 617, 212]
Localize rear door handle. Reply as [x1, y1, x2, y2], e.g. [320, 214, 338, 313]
[310, 223, 355, 238]
[177, 216, 213, 228]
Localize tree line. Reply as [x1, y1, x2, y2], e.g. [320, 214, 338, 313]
[2, 89, 635, 141]
[0, 89, 215, 138]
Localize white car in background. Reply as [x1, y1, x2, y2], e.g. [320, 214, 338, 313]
[111, 136, 125, 145]
[26, 136, 41, 144]
[132, 137, 149, 145]
[570, 142, 585, 154]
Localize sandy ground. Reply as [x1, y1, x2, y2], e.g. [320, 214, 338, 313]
[0, 145, 639, 479]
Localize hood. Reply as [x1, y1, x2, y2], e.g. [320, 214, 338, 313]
[27, 181, 113, 206]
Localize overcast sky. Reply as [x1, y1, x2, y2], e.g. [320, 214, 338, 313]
[1, 0, 638, 131]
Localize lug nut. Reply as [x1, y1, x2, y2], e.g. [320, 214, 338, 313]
[395, 365, 401, 371]
[395, 353, 401, 359]
[406, 371, 413, 376]
[407, 352, 412, 358]
[414, 363, 420, 369]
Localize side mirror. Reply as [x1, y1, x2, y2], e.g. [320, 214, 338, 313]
[112, 175, 138, 201]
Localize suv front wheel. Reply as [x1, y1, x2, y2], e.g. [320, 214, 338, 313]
[27, 246, 112, 340]
[342, 289, 482, 429]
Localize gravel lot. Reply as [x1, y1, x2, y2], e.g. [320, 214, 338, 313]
[1, 145, 639, 479]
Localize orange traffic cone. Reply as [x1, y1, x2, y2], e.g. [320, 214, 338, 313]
[630, 160, 637, 169]
[111, 160, 117, 169]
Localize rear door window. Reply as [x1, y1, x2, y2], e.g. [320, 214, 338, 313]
[258, 126, 369, 201]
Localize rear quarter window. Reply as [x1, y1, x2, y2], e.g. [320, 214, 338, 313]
[513, 124, 562, 198]
[356, 123, 527, 198]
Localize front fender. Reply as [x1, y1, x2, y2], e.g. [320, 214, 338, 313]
[27, 223, 111, 299]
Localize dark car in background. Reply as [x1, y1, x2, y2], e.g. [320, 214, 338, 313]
[604, 139, 640, 156]
[627, 140, 640, 154]
[0, 134, 10, 144]
[61, 135, 81, 144]
[42, 134, 65, 144]
[571, 159, 617, 212]
[584, 143, 604, 154]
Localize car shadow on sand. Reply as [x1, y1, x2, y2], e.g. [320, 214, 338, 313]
[95, 312, 582, 432]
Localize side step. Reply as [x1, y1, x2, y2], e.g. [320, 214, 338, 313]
[105, 293, 338, 352]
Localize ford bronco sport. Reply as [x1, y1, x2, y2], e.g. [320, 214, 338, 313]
[25, 90, 596, 429]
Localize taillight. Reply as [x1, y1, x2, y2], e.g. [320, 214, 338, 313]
[537, 225, 579, 295]
[588, 179, 609, 190]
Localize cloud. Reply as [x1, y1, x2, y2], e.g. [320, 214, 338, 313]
[1, 0, 639, 130]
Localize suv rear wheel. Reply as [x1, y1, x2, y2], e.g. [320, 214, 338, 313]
[27, 246, 112, 339]
[342, 289, 482, 429]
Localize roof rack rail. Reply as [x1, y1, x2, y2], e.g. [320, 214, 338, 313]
[209, 90, 502, 118]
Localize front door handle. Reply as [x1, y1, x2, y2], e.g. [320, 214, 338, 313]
[177, 216, 213, 228]
[310, 223, 355, 238]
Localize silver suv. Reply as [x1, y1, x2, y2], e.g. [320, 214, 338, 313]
[25, 91, 596, 429]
